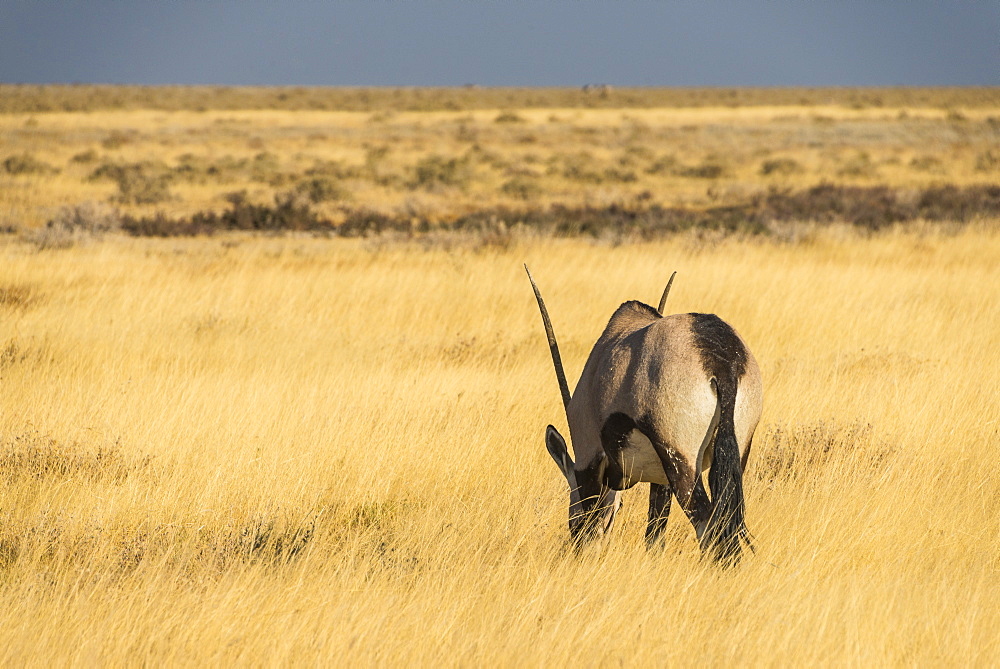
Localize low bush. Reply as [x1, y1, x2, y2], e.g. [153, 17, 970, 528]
[975, 150, 999, 172]
[410, 155, 473, 190]
[560, 152, 604, 183]
[760, 158, 803, 176]
[120, 191, 332, 237]
[294, 176, 350, 203]
[909, 155, 944, 172]
[29, 202, 121, 249]
[644, 154, 678, 175]
[69, 149, 99, 164]
[675, 160, 727, 179]
[500, 175, 542, 200]
[494, 110, 525, 123]
[89, 161, 172, 204]
[838, 152, 879, 178]
[100, 130, 135, 149]
[3, 153, 55, 175]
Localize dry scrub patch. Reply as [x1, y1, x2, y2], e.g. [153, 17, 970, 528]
[3, 99, 999, 227]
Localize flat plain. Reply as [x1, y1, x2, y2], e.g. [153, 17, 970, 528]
[1, 86, 999, 665]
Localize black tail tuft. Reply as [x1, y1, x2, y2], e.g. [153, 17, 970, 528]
[703, 383, 753, 566]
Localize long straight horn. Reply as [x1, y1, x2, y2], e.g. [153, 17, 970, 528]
[657, 271, 677, 316]
[524, 265, 571, 412]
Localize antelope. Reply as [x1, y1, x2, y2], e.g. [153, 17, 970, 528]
[526, 267, 762, 562]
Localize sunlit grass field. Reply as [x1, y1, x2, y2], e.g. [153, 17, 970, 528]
[2, 86, 999, 664]
[2, 224, 999, 664]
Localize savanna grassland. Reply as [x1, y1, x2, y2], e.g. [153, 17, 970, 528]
[2, 86, 1000, 665]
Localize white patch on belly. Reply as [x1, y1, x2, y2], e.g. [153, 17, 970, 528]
[618, 429, 668, 486]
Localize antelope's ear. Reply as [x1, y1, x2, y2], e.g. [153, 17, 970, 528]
[545, 425, 574, 479]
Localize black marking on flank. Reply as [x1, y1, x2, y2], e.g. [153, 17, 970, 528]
[600, 412, 637, 490]
[689, 313, 748, 384]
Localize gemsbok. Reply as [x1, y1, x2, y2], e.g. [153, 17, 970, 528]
[526, 267, 762, 563]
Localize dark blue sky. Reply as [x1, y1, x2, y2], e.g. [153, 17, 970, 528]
[1, 2, 997, 87]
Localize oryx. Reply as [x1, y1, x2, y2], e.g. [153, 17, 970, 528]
[526, 267, 762, 562]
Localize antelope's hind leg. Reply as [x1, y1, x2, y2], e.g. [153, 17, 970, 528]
[637, 425, 714, 547]
[645, 483, 672, 548]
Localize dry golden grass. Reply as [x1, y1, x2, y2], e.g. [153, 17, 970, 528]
[2, 225, 999, 664]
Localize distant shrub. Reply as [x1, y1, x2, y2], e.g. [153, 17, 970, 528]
[759, 158, 803, 176]
[411, 155, 472, 190]
[975, 150, 999, 172]
[494, 110, 525, 123]
[120, 191, 332, 236]
[169, 152, 294, 185]
[909, 155, 944, 172]
[838, 153, 879, 178]
[622, 145, 654, 162]
[170, 153, 215, 183]
[294, 176, 350, 203]
[602, 167, 638, 183]
[306, 159, 359, 181]
[455, 124, 478, 143]
[3, 153, 55, 175]
[361, 145, 393, 183]
[560, 152, 604, 183]
[29, 202, 121, 249]
[69, 149, 99, 164]
[249, 152, 283, 184]
[500, 175, 542, 200]
[89, 161, 172, 204]
[644, 154, 678, 175]
[675, 160, 726, 179]
[100, 131, 134, 150]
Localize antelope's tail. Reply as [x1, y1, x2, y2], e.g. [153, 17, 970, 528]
[703, 378, 753, 565]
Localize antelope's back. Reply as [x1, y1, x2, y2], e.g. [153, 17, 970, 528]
[568, 302, 761, 473]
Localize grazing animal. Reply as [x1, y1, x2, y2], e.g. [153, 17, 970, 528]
[526, 267, 762, 562]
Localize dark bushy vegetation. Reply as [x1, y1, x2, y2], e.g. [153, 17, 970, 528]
[113, 184, 1000, 240]
[88, 161, 173, 204]
[120, 192, 332, 236]
[500, 175, 543, 200]
[410, 155, 473, 190]
[494, 110, 526, 123]
[294, 176, 350, 203]
[29, 202, 122, 249]
[760, 158, 803, 176]
[2, 153, 56, 175]
[754, 183, 1000, 229]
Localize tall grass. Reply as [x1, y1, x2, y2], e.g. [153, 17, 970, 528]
[1, 227, 998, 664]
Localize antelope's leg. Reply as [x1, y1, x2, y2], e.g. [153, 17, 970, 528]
[631, 421, 714, 550]
[647, 437, 713, 544]
[677, 474, 713, 542]
[645, 483, 672, 548]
